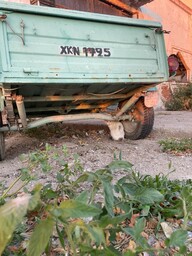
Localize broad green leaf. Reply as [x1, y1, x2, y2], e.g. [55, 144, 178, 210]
[86, 226, 106, 245]
[122, 183, 138, 195]
[55, 199, 101, 219]
[124, 217, 146, 239]
[0, 195, 31, 254]
[74, 172, 97, 184]
[75, 191, 89, 203]
[123, 218, 149, 249]
[107, 160, 133, 172]
[27, 217, 54, 256]
[166, 229, 188, 247]
[99, 213, 131, 228]
[102, 180, 114, 217]
[95, 168, 112, 176]
[161, 207, 182, 218]
[123, 183, 164, 204]
[134, 217, 146, 239]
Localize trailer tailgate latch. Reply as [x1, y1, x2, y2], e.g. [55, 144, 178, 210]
[155, 28, 170, 34]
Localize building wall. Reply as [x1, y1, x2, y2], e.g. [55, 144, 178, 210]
[139, 0, 192, 81]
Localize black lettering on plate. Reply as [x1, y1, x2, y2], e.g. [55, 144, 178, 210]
[60, 46, 111, 57]
[96, 48, 103, 57]
[73, 47, 80, 56]
[104, 48, 111, 57]
[60, 46, 67, 54]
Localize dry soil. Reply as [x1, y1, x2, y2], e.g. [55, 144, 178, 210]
[0, 111, 192, 184]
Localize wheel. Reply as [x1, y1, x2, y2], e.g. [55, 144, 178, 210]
[120, 98, 154, 140]
[0, 113, 5, 161]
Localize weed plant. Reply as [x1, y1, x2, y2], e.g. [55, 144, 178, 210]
[165, 83, 192, 111]
[0, 144, 191, 255]
[159, 138, 192, 154]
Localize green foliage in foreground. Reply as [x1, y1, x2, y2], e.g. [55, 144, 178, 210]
[159, 138, 192, 154]
[0, 144, 191, 256]
[165, 83, 192, 111]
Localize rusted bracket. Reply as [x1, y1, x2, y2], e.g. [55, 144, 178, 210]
[115, 92, 144, 117]
[15, 95, 27, 128]
[0, 14, 7, 21]
[155, 28, 171, 34]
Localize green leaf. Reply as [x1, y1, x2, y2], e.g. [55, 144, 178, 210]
[75, 191, 89, 203]
[56, 172, 65, 183]
[123, 183, 164, 204]
[55, 199, 102, 219]
[107, 160, 133, 172]
[123, 218, 146, 240]
[122, 183, 138, 195]
[80, 245, 121, 255]
[123, 218, 149, 249]
[167, 229, 188, 247]
[161, 207, 182, 218]
[74, 172, 97, 184]
[0, 195, 31, 254]
[28, 189, 41, 211]
[20, 168, 32, 181]
[86, 226, 106, 246]
[102, 180, 114, 217]
[27, 217, 54, 256]
[56, 223, 65, 249]
[123, 250, 135, 256]
[99, 213, 131, 228]
[141, 205, 150, 216]
[134, 217, 146, 239]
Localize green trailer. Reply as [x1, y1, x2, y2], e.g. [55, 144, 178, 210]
[0, 1, 169, 160]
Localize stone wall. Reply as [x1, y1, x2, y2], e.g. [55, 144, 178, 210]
[156, 82, 189, 109]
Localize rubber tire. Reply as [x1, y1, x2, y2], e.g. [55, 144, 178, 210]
[121, 98, 154, 140]
[0, 113, 5, 161]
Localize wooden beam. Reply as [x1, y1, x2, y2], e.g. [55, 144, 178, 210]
[100, 0, 139, 14]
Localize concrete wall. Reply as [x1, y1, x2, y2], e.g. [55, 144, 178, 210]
[139, 0, 192, 81]
[138, 0, 192, 109]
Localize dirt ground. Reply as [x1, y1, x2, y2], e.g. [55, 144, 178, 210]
[0, 110, 192, 183]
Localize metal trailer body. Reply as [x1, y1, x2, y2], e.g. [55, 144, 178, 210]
[0, 1, 169, 160]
